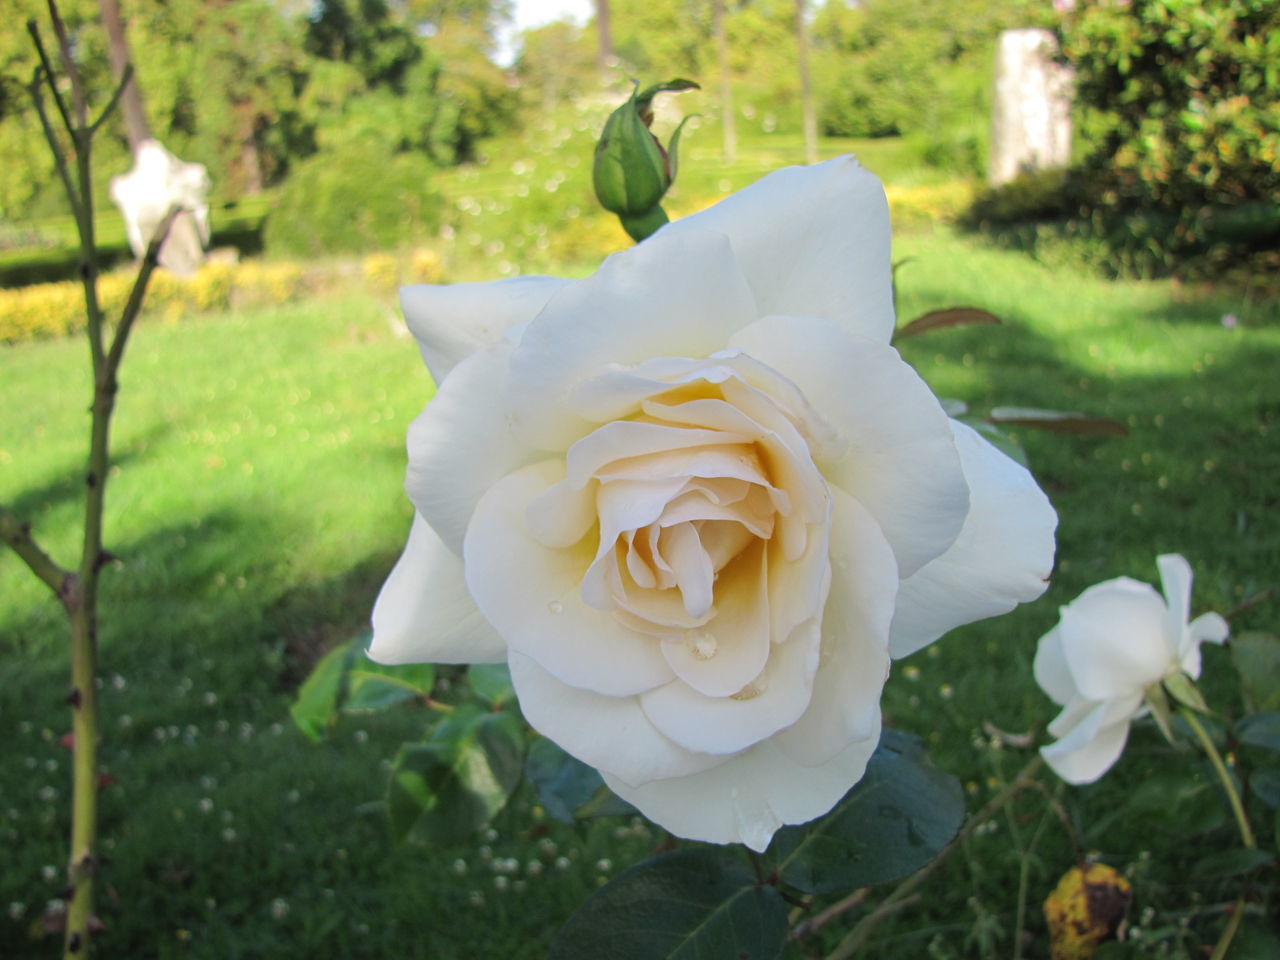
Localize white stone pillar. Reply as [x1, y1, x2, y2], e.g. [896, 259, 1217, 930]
[989, 28, 1073, 185]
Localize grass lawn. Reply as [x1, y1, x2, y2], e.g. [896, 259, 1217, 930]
[2, 155, 1278, 957]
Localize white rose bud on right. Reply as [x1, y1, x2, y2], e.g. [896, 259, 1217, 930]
[1034, 554, 1229, 784]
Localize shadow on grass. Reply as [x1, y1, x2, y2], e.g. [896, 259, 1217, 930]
[2, 421, 172, 527]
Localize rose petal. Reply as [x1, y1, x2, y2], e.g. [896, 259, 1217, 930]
[776, 486, 896, 766]
[658, 540, 772, 697]
[1041, 694, 1142, 785]
[659, 155, 895, 344]
[566, 422, 753, 488]
[1157, 552, 1192, 650]
[1182, 611, 1229, 679]
[603, 714, 882, 852]
[641, 618, 821, 755]
[405, 339, 538, 554]
[508, 652, 724, 785]
[369, 511, 506, 665]
[1057, 578, 1173, 701]
[731, 314, 968, 578]
[508, 228, 758, 451]
[400, 275, 569, 384]
[888, 419, 1058, 658]
[464, 460, 675, 696]
[1032, 625, 1078, 707]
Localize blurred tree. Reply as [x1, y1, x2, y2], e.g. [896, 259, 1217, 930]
[516, 20, 597, 112]
[811, 0, 1033, 140]
[131, 0, 310, 195]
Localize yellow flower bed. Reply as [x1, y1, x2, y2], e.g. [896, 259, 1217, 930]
[884, 181, 976, 228]
[0, 249, 444, 345]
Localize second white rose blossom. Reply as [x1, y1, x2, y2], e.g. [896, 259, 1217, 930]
[370, 156, 1058, 851]
[1034, 553, 1229, 785]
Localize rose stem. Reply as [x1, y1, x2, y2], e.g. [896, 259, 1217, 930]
[1179, 706, 1255, 960]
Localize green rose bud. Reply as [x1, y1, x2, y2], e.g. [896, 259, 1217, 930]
[593, 78, 699, 242]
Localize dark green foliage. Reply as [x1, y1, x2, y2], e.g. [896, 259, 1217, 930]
[770, 730, 964, 894]
[387, 708, 525, 847]
[263, 143, 444, 256]
[547, 848, 788, 960]
[1064, 0, 1280, 214]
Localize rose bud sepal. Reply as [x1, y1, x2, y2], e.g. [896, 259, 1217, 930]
[593, 78, 699, 242]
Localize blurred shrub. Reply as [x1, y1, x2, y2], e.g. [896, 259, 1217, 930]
[264, 145, 444, 257]
[0, 260, 313, 344]
[1064, 0, 1279, 218]
[965, 170, 1076, 226]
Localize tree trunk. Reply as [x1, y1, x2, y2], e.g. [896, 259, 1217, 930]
[794, 0, 817, 165]
[595, 0, 614, 75]
[713, 0, 736, 164]
[98, 0, 150, 150]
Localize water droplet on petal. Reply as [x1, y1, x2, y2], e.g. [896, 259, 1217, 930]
[547, 601, 564, 615]
[685, 629, 717, 660]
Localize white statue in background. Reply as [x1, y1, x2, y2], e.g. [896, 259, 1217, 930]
[109, 139, 211, 277]
[989, 29, 1073, 186]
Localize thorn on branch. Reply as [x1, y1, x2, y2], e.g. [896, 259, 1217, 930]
[94, 550, 118, 572]
[68, 932, 82, 953]
[66, 688, 82, 708]
[86, 471, 98, 489]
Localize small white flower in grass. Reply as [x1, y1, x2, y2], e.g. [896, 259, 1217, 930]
[8, 902, 26, 920]
[1034, 554, 1228, 784]
[270, 898, 289, 920]
[371, 157, 1057, 851]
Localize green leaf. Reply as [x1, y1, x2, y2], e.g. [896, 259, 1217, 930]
[1236, 712, 1280, 753]
[1231, 633, 1280, 712]
[1192, 847, 1274, 879]
[343, 644, 435, 713]
[771, 730, 964, 894]
[525, 737, 604, 823]
[468, 662, 515, 709]
[1249, 767, 1280, 808]
[893, 306, 1001, 340]
[547, 848, 787, 960]
[986, 407, 1130, 437]
[1231, 921, 1280, 960]
[386, 710, 524, 846]
[525, 738, 637, 822]
[289, 640, 357, 742]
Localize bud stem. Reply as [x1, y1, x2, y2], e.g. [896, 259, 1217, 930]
[620, 206, 669, 244]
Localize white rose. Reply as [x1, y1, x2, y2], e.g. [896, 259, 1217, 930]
[371, 156, 1058, 851]
[1034, 553, 1229, 785]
